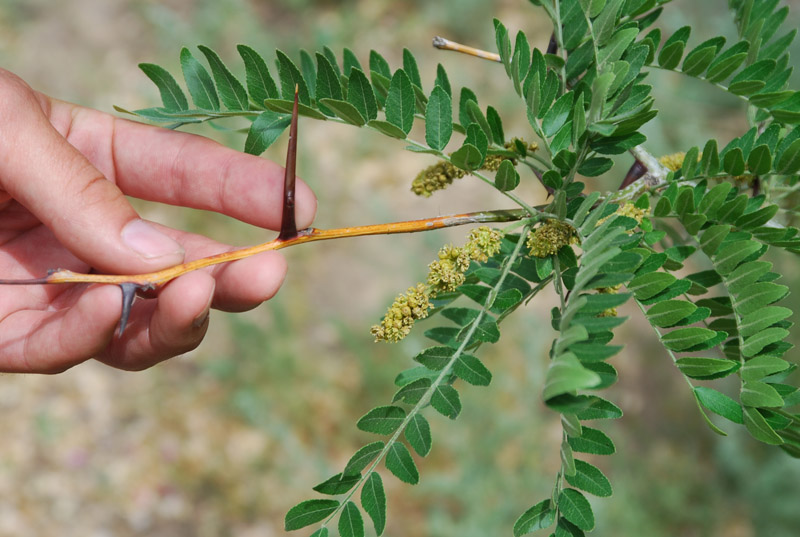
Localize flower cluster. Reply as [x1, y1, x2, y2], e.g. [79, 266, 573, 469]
[598, 201, 649, 228]
[658, 152, 688, 172]
[370, 284, 433, 343]
[427, 226, 504, 294]
[526, 220, 579, 258]
[411, 139, 537, 198]
[411, 161, 466, 197]
[427, 244, 471, 294]
[464, 226, 504, 262]
[372, 227, 504, 342]
[481, 153, 515, 171]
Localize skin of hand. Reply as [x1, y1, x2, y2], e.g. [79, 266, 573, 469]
[0, 68, 317, 373]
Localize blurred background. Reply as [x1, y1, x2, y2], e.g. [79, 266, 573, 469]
[1, 0, 800, 535]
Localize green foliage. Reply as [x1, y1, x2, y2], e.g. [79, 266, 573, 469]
[126, 0, 800, 534]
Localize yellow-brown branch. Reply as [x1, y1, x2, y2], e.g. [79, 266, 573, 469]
[2, 209, 528, 289]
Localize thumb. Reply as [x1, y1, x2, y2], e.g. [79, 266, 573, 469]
[0, 74, 184, 274]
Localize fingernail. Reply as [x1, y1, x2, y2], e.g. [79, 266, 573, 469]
[192, 290, 214, 329]
[121, 219, 184, 260]
[192, 310, 210, 329]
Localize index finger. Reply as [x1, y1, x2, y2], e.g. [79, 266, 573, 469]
[47, 99, 317, 231]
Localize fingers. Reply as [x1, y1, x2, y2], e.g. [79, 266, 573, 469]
[0, 284, 121, 373]
[97, 270, 215, 370]
[96, 244, 287, 369]
[0, 70, 185, 275]
[48, 99, 317, 231]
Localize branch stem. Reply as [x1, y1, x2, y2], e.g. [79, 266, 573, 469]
[0, 210, 528, 289]
[432, 36, 501, 63]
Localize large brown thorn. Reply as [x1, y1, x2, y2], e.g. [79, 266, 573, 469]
[278, 84, 300, 241]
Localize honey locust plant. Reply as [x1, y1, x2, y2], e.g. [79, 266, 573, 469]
[8, 0, 800, 534]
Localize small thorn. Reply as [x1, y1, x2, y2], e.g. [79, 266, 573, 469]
[546, 33, 558, 55]
[118, 283, 138, 337]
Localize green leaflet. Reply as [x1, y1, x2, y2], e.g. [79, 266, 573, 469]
[348, 68, 378, 121]
[315, 53, 343, 104]
[453, 354, 493, 386]
[658, 26, 691, 69]
[285, 499, 340, 531]
[392, 378, 431, 405]
[344, 442, 385, 476]
[742, 327, 790, 357]
[244, 110, 291, 155]
[275, 49, 311, 105]
[405, 414, 432, 457]
[237, 44, 278, 104]
[385, 69, 415, 135]
[181, 48, 220, 110]
[743, 406, 784, 445]
[198, 46, 249, 110]
[558, 488, 595, 531]
[734, 282, 788, 315]
[495, 159, 521, 191]
[741, 355, 791, 381]
[318, 98, 366, 126]
[565, 459, 613, 497]
[139, 63, 188, 111]
[628, 271, 677, 300]
[676, 357, 739, 379]
[357, 406, 406, 435]
[543, 354, 602, 401]
[646, 299, 697, 327]
[694, 386, 743, 424]
[431, 384, 462, 419]
[425, 85, 452, 150]
[414, 346, 455, 370]
[313, 473, 361, 495]
[361, 473, 387, 536]
[661, 327, 718, 352]
[543, 92, 575, 137]
[385, 442, 419, 484]
[338, 501, 364, 537]
[568, 426, 616, 455]
[739, 306, 792, 337]
[513, 499, 555, 536]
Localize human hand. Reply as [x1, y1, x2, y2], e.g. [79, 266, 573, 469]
[0, 68, 316, 373]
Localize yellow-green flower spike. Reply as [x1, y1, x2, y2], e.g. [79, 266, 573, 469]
[427, 244, 469, 294]
[526, 220, 579, 258]
[373, 227, 504, 341]
[371, 284, 433, 343]
[411, 161, 466, 197]
[464, 226, 504, 262]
